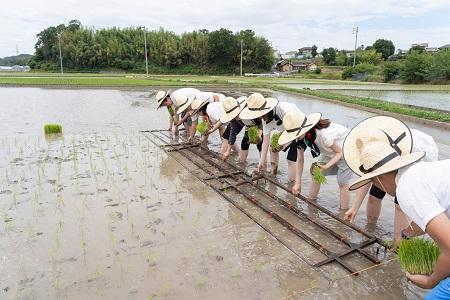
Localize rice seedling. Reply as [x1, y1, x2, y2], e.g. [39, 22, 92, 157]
[311, 162, 327, 184]
[44, 124, 62, 134]
[398, 238, 440, 275]
[196, 121, 208, 134]
[270, 131, 283, 152]
[247, 126, 261, 144]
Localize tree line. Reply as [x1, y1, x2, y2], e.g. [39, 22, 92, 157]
[319, 39, 449, 84]
[29, 20, 275, 74]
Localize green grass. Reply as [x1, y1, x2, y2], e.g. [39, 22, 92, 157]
[247, 126, 261, 144]
[270, 132, 282, 151]
[311, 163, 327, 184]
[196, 121, 208, 134]
[44, 124, 62, 134]
[398, 238, 440, 275]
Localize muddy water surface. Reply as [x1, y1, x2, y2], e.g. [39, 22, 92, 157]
[0, 86, 443, 299]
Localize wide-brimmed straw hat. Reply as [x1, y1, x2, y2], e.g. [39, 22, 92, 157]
[239, 93, 278, 120]
[344, 116, 414, 176]
[345, 120, 424, 190]
[175, 95, 195, 115]
[278, 111, 322, 145]
[155, 89, 171, 109]
[191, 97, 209, 115]
[220, 96, 247, 123]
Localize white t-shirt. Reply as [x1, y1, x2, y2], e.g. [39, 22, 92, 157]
[262, 102, 300, 135]
[170, 88, 200, 112]
[396, 160, 450, 231]
[315, 123, 350, 169]
[191, 92, 225, 122]
[205, 102, 225, 125]
[411, 129, 438, 162]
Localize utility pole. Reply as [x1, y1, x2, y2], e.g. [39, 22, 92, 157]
[58, 34, 64, 75]
[143, 27, 149, 77]
[240, 39, 243, 77]
[352, 26, 359, 67]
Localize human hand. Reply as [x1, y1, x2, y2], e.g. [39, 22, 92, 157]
[258, 162, 266, 174]
[406, 273, 436, 290]
[344, 208, 357, 223]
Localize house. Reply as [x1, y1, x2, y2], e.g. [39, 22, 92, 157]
[425, 47, 439, 54]
[342, 50, 355, 58]
[276, 60, 293, 72]
[281, 51, 298, 59]
[298, 47, 313, 58]
[411, 43, 428, 49]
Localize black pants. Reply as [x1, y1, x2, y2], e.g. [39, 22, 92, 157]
[284, 141, 298, 162]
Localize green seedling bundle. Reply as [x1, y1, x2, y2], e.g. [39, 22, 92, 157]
[197, 121, 208, 134]
[44, 124, 62, 134]
[247, 126, 261, 144]
[270, 132, 283, 152]
[398, 238, 440, 275]
[311, 162, 327, 184]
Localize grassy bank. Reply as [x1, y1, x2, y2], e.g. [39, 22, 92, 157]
[273, 86, 450, 123]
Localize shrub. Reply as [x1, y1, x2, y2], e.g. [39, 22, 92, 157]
[342, 67, 354, 79]
[398, 238, 440, 275]
[44, 124, 62, 134]
[383, 61, 401, 82]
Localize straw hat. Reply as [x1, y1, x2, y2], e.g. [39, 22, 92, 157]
[239, 93, 278, 120]
[344, 116, 414, 176]
[191, 97, 209, 115]
[175, 95, 195, 115]
[346, 131, 424, 191]
[220, 96, 247, 123]
[278, 111, 322, 145]
[155, 89, 171, 109]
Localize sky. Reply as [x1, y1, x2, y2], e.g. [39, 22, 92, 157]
[1, 0, 450, 58]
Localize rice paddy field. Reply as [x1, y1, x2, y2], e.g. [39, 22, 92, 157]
[1, 86, 449, 299]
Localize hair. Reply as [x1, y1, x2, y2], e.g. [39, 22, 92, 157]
[314, 118, 331, 130]
[200, 103, 208, 114]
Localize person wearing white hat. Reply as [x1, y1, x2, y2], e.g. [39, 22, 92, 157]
[239, 93, 300, 181]
[278, 111, 360, 210]
[177, 91, 226, 142]
[190, 97, 228, 153]
[343, 120, 450, 299]
[217, 96, 249, 160]
[155, 88, 200, 135]
[343, 116, 439, 244]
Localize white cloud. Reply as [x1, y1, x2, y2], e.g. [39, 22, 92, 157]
[1, 0, 449, 57]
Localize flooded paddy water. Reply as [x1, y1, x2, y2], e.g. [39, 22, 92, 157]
[280, 83, 450, 112]
[1, 86, 449, 299]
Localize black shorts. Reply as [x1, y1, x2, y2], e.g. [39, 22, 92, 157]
[222, 124, 231, 140]
[241, 130, 262, 152]
[283, 141, 297, 162]
[369, 185, 398, 204]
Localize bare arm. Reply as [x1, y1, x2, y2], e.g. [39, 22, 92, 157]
[206, 121, 222, 136]
[258, 133, 270, 173]
[321, 142, 343, 170]
[407, 213, 450, 289]
[344, 184, 370, 222]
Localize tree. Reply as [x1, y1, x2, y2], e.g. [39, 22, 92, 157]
[208, 28, 238, 68]
[382, 61, 400, 82]
[428, 49, 450, 83]
[322, 47, 336, 65]
[336, 51, 347, 66]
[400, 51, 432, 83]
[357, 49, 382, 65]
[372, 39, 395, 60]
[311, 45, 318, 58]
